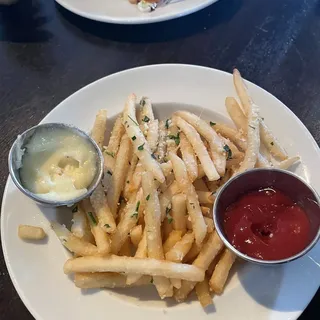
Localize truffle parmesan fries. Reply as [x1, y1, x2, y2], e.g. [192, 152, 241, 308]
[20, 69, 299, 307]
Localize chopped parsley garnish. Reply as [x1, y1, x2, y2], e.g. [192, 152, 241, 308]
[131, 201, 141, 218]
[104, 151, 115, 158]
[105, 224, 111, 228]
[140, 99, 146, 107]
[142, 115, 150, 123]
[88, 212, 97, 225]
[127, 180, 130, 184]
[210, 121, 216, 126]
[223, 145, 232, 160]
[131, 212, 138, 219]
[138, 143, 145, 151]
[166, 205, 171, 215]
[128, 115, 139, 126]
[167, 216, 173, 224]
[249, 125, 256, 130]
[107, 170, 113, 176]
[135, 201, 141, 212]
[119, 196, 125, 203]
[150, 278, 154, 284]
[165, 119, 170, 129]
[72, 206, 78, 213]
[146, 194, 150, 201]
[168, 132, 180, 146]
[270, 141, 274, 146]
[132, 136, 136, 141]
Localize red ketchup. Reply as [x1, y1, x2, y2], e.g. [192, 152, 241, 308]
[223, 188, 311, 260]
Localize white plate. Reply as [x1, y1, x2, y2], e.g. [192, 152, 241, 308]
[55, 0, 219, 24]
[1, 64, 320, 320]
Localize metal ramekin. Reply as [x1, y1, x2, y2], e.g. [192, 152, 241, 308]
[8, 123, 104, 207]
[213, 168, 320, 265]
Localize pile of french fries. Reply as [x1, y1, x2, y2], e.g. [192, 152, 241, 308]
[50, 69, 299, 307]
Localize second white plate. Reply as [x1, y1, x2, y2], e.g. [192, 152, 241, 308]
[55, 0, 219, 24]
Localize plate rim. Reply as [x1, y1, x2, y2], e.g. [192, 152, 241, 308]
[1, 63, 319, 320]
[54, 0, 219, 24]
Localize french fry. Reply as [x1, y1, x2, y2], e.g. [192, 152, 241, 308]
[130, 161, 144, 193]
[90, 184, 116, 233]
[126, 230, 147, 285]
[154, 120, 167, 163]
[119, 238, 132, 257]
[171, 193, 187, 235]
[209, 249, 236, 294]
[159, 180, 180, 221]
[237, 99, 260, 173]
[165, 232, 194, 263]
[130, 225, 143, 247]
[91, 109, 107, 149]
[82, 199, 111, 255]
[18, 225, 46, 240]
[214, 123, 247, 151]
[225, 97, 247, 134]
[204, 217, 214, 233]
[172, 116, 219, 181]
[233, 69, 287, 160]
[163, 230, 183, 254]
[111, 189, 143, 254]
[162, 218, 173, 242]
[186, 184, 208, 246]
[71, 204, 94, 243]
[74, 272, 151, 289]
[139, 97, 155, 123]
[276, 156, 300, 170]
[196, 191, 214, 204]
[200, 206, 211, 217]
[175, 232, 224, 301]
[64, 255, 205, 282]
[160, 161, 173, 177]
[52, 222, 98, 256]
[256, 153, 272, 168]
[147, 119, 159, 152]
[166, 124, 180, 154]
[123, 94, 165, 183]
[219, 136, 244, 160]
[174, 111, 226, 177]
[117, 200, 127, 223]
[107, 134, 132, 216]
[195, 277, 213, 308]
[142, 171, 172, 298]
[179, 132, 198, 182]
[168, 152, 190, 191]
[193, 179, 209, 192]
[123, 154, 139, 200]
[103, 116, 125, 173]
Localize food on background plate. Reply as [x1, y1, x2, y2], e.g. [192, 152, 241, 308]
[19, 126, 98, 202]
[17, 69, 301, 307]
[18, 225, 46, 240]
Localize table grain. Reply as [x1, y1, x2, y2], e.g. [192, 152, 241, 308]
[0, 0, 319, 318]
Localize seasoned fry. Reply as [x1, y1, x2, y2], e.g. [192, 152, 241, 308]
[139, 97, 155, 123]
[160, 161, 173, 177]
[126, 230, 147, 285]
[159, 180, 180, 221]
[111, 189, 143, 254]
[52, 222, 98, 256]
[130, 161, 144, 193]
[209, 249, 236, 294]
[82, 199, 110, 255]
[64, 255, 205, 282]
[171, 193, 187, 234]
[75, 272, 151, 289]
[225, 97, 247, 134]
[172, 116, 219, 181]
[204, 217, 214, 233]
[91, 109, 107, 149]
[214, 123, 247, 151]
[169, 152, 190, 191]
[119, 238, 132, 257]
[165, 232, 194, 263]
[179, 132, 198, 182]
[103, 116, 125, 173]
[90, 184, 116, 233]
[186, 184, 208, 245]
[166, 124, 180, 154]
[195, 277, 213, 308]
[123, 154, 139, 200]
[18, 225, 46, 240]
[174, 111, 226, 177]
[123, 94, 165, 183]
[193, 179, 209, 192]
[130, 225, 143, 247]
[147, 119, 159, 152]
[107, 134, 132, 216]
[71, 205, 94, 243]
[163, 230, 183, 254]
[154, 120, 167, 163]
[196, 191, 214, 204]
[162, 218, 173, 242]
[200, 206, 211, 217]
[276, 156, 300, 170]
[237, 99, 260, 173]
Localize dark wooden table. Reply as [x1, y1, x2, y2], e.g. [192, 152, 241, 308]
[0, 0, 319, 318]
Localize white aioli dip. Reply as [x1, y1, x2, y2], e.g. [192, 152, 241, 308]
[20, 127, 97, 201]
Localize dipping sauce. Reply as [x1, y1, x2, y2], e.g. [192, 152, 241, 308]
[19, 127, 97, 202]
[223, 188, 311, 260]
